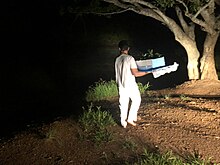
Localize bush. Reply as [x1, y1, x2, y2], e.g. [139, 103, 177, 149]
[85, 79, 118, 102]
[78, 103, 116, 143]
[137, 82, 151, 94]
[85, 79, 150, 102]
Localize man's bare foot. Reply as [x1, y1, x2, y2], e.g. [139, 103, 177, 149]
[127, 121, 137, 126]
[121, 120, 127, 128]
[134, 116, 141, 122]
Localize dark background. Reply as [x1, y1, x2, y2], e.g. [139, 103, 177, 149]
[1, 1, 219, 138]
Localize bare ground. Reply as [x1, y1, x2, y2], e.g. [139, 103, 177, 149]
[1, 80, 220, 164]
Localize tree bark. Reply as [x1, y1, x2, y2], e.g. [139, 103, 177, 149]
[200, 32, 219, 80]
[174, 37, 200, 80]
[168, 20, 200, 80]
[182, 41, 200, 80]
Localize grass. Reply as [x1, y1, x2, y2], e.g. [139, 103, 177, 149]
[85, 79, 118, 102]
[132, 150, 215, 165]
[180, 94, 191, 101]
[138, 82, 151, 94]
[164, 94, 171, 99]
[134, 150, 183, 165]
[85, 79, 150, 102]
[45, 128, 57, 140]
[122, 138, 138, 152]
[78, 103, 116, 144]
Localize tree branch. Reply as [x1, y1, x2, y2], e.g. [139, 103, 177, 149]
[130, 0, 171, 24]
[176, 0, 189, 14]
[123, 0, 157, 9]
[175, 6, 188, 32]
[103, 0, 166, 23]
[193, 0, 214, 19]
[175, 6, 196, 40]
[176, 0, 215, 34]
[88, 8, 130, 15]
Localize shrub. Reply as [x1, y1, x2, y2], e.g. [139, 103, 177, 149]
[78, 103, 116, 143]
[86, 79, 150, 102]
[85, 79, 118, 102]
[135, 150, 183, 165]
[138, 82, 151, 94]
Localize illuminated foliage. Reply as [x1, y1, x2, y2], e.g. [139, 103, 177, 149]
[152, 0, 176, 9]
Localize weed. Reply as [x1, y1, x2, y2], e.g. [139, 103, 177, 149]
[185, 152, 215, 165]
[137, 82, 151, 94]
[44, 128, 63, 146]
[134, 150, 184, 165]
[122, 138, 138, 152]
[164, 94, 171, 99]
[45, 128, 57, 140]
[85, 79, 150, 102]
[85, 79, 118, 102]
[131, 149, 217, 165]
[78, 103, 116, 144]
[180, 94, 190, 101]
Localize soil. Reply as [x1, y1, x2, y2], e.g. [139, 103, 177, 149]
[1, 79, 220, 164]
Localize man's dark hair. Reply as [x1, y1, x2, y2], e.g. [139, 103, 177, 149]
[118, 40, 130, 51]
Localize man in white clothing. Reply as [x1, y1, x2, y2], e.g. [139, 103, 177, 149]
[115, 40, 150, 128]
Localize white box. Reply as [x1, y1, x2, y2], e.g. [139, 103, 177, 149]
[136, 57, 165, 71]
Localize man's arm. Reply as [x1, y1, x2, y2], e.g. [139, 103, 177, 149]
[131, 68, 151, 77]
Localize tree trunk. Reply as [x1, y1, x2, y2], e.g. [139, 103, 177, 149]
[176, 37, 200, 80]
[167, 17, 200, 80]
[184, 42, 200, 80]
[200, 32, 219, 80]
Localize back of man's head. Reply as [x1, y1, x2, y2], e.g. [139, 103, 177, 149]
[118, 40, 130, 51]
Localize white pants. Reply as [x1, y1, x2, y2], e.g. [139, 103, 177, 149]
[118, 85, 141, 123]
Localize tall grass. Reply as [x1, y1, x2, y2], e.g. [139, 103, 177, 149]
[134, 150, 183, 165]
[86, 79, 118, 102]
[85, 79, 150, 102]
[122, 138, 138, 152]
[138, 82, 151, 94]
[78, 103, 116, 143]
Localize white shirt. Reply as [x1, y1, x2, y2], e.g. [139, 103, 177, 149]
[115, 54, 138, 88]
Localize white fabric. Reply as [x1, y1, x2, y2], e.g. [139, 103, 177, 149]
[115, 54, 137, 88]
[115, 54, 141, 127]
[152, 62, 179, 78]
[118, 86, 141, 123]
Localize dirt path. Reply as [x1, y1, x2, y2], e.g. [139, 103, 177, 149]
[135, 96, 220, 163]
